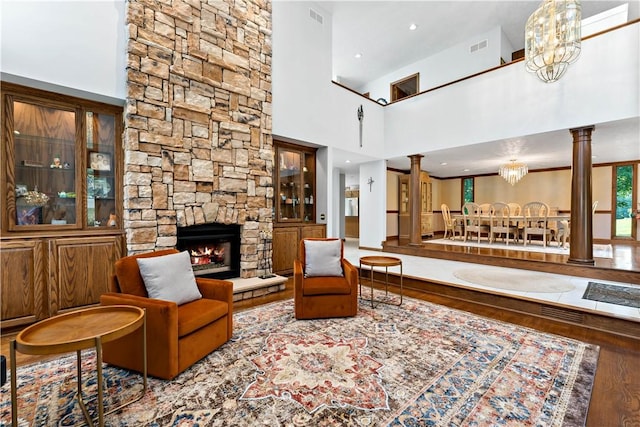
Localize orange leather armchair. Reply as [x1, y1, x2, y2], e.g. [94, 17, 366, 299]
[293, 238, 358, 319]
[100, 249, 233, 380]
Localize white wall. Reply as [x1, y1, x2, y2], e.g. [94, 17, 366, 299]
[383, 24, 640, 159]
[272, 1, 386, 159]
[500, 27, 514, 63]
[359, 161, 387, 249]
[316, 147, 330, 227]
[582, 4, 629, 36]
[1, 0, 127, 102]
[272, 1, 388, 243]
[358, 26, 505, 102]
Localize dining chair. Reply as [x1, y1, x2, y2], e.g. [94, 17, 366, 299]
[556, 219, 570, 248]
[522, 201, 551, 246]
[556, 200, 598, 248]
[507, 203, 521, 216]
[441, 203, 462, 240]
[489, 202, 518, 245]
[478, 202, 492, 228]
[478, 203, 492, 215]
[462, 202, 490, 243]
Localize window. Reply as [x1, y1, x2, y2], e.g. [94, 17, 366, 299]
[613, 164, 636, 239]
[462, 178, 474, 204]
[390, 73, 419, 102]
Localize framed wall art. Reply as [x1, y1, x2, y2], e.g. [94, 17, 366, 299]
[89, 151, 111, 171]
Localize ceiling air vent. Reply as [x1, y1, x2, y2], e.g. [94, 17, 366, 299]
[469, 39, 488, 53]
[309, 8, 324, 25]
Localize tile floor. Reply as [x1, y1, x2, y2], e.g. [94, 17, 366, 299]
[343, 238, 640, 322]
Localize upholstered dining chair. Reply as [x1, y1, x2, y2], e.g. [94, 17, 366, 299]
[100, 249, 233, 380]
[489, 202, 518, 244]
[441, 203, 462, 240]
[293, 238, 358, 319]
[522, 201, 551, 247]
[462, 202, 490, 243]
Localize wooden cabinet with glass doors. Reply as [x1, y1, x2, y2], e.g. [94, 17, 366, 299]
[276, 143, 317, 223]
[420, 172, 433, 237]
[398, 175, 410, 243]
[1, 83, 124, 327]
[272, 141, 325, 275]
[398, 171, 433, 244]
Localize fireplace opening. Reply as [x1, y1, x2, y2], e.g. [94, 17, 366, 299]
[177, 223, 240, 280]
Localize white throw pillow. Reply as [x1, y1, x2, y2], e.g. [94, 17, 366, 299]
[304, 239, 343, 277]
[137, 251, 202, 305]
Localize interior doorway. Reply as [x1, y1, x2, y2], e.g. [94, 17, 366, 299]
[612, 163, 637, 240]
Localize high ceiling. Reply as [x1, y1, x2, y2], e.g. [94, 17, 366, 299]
[313, 1, 640, 178]
[321, 1, 638, 90]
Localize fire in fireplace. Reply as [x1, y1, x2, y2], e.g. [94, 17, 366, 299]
[177, 223, 240, 280]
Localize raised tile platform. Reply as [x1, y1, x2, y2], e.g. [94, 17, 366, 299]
[230, 275, 288, 301]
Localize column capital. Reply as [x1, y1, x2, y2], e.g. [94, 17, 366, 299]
[408, 154, 424, 165]
[569, 125, 595, 134]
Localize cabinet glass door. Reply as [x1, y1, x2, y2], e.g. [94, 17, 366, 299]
[278, 149, 302, 221]
[421, 181, 428, 213]
[12, 100, 78, 228]
[86, 111, 117, 227]
[400, 180, 409, 214]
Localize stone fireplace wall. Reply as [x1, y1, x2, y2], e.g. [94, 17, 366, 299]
[123, 0, 273, 278]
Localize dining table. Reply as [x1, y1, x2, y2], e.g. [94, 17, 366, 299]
[451, 213, 571, 244]
[452, 214, 570, 223]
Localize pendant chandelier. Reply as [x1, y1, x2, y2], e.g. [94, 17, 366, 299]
[525, 0, 582, 83]
[499, 160, 528, 185]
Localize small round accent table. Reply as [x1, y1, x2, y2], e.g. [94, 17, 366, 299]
[359, 256, 403, 308]
[10, 305, 147, 427]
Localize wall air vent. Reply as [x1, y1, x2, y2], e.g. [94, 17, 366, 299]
[309, 8, 324, 25]
[469, 39, 488, 53]
[540, 306, 585, 324]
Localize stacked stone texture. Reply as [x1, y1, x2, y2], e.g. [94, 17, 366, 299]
[124, 0, 273, 278]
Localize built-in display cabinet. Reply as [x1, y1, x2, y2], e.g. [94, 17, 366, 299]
[272, 140, 325, 275]
[398, 171, 433, 244]
[1, 83, 124, 328]
[275, 142, 317, 223]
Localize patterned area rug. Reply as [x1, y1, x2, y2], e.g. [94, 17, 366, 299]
[2, 294, 599, 426]
[453, 267, 576, 293]
[583, 281, 640, 308]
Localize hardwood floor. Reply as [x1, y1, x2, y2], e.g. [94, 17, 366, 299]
[3, 278, 639, 426]
[382, 238, 640, 285]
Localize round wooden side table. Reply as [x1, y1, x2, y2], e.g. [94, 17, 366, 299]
[359, 256, 403, 308]
[10, 305, 147, 427]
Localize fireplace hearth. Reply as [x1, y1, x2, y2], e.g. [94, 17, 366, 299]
[177, 223, 241, 280]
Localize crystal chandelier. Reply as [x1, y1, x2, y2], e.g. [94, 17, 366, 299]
[525, 0, 582, 83]
[499, 160, 528, 185]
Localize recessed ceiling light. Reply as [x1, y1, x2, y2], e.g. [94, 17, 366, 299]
[409, 23, 417, 31]
[345, 159, 351, 163]
[463, 168, 470, 172]
[354, 53, 362, 59]
[440, 162, 447, 166]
